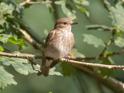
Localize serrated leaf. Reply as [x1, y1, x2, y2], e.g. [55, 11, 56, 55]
[49, 67, 63, 76]
[9, 58, 35, 75]
[0, 57, 11, 66]
[83, 34, 105, 48]
[0, 2, 14, 25]
[0, 2, 14, 15]
[115, 37, 124, 47]
[11, 61, 29, 75]
[0, 66, 17, 89]
[110, 3, 124, 31]
[1, 57, 36, 75]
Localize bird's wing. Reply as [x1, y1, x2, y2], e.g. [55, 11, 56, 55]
[42, 30, 57, 76]
[45, 30, 56, 46]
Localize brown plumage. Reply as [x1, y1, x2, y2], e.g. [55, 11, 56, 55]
[41, 17, 75, 76]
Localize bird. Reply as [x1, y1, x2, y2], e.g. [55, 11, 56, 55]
[40, 17, 76, 76]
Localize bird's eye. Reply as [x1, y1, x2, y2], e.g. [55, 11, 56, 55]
[63, 22, 67, 25]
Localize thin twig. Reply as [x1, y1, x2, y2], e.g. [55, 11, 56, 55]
[87, 25, 113, 31]
[0, 51, 124, 92]
[19, 0, 52, 6]
[107, 50, 124, 57]
[103, 0, 112, 12]
[19, 28, 41, 49]
[20, 0, 41, 6]
[17, 19, 45, 50]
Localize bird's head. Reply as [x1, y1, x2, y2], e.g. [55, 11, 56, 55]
[55, 17, 77, 29]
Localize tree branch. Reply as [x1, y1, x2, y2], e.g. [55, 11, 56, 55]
[9, 1, 124, 92]
[17, 19, 45, 50]
[0, 51, 124, 92]
[72, 64, 124, 93]
[0, 52, 124, 71]
[61, 58, 124, 71]
[19, 28, 41, 50]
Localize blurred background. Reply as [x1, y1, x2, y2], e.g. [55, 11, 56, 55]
[0, 0, 124, 93]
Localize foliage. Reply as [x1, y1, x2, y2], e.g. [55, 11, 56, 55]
[0, 66, 17, 89]
[0, 1, 35, 89]
[0, 0, 124, 92]
[0, 2, 25, 51]
[0, 0, 90, 89]
[83, 34, 105, 48]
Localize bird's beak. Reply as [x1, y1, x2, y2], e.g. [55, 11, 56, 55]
[72, 22, 78, 25]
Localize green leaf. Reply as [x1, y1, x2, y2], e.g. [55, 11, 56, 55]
[0, 34, 12, 43]
[0, 2, 14, 15]
[71, 49, 85, 58]
[83, 34, 105, 48]
[73, 0, 89, 6]
[73, 0, 89, 16]
[61, 4, 76, 18]
[76, 5, 89, 17]
[115, 37, 124, 47]
[99, 57, 114, 77]
[61, 62, 75, 76]
[9, 58, 36, 75]
[55, 0, 76, 19]
[0, 57, 11, 66]
[0, 66, 17, 89]
[0, 2, 14, 25]
[110, 2, 124, 31]
[1, 57, 36, 75]
[0, 46, 4, 51]
[55, 0, 65, 5]
[48, 91, 53, 93]
[0, 34, 25, 49]
[0, 29, 4, 33]
[49, 67, 63, 76]
[8, 36, 25, 47]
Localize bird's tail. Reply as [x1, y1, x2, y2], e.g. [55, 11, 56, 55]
[41, 59, 53, 76]
[38, 57, 58, 76]
[41, 65, 50, 76]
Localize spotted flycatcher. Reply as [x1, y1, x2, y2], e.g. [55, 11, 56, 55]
[41, 17, 76, 76]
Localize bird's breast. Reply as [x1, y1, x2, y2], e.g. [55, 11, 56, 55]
[56, 30, 74, 57]
[45, 30, 74, 59]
